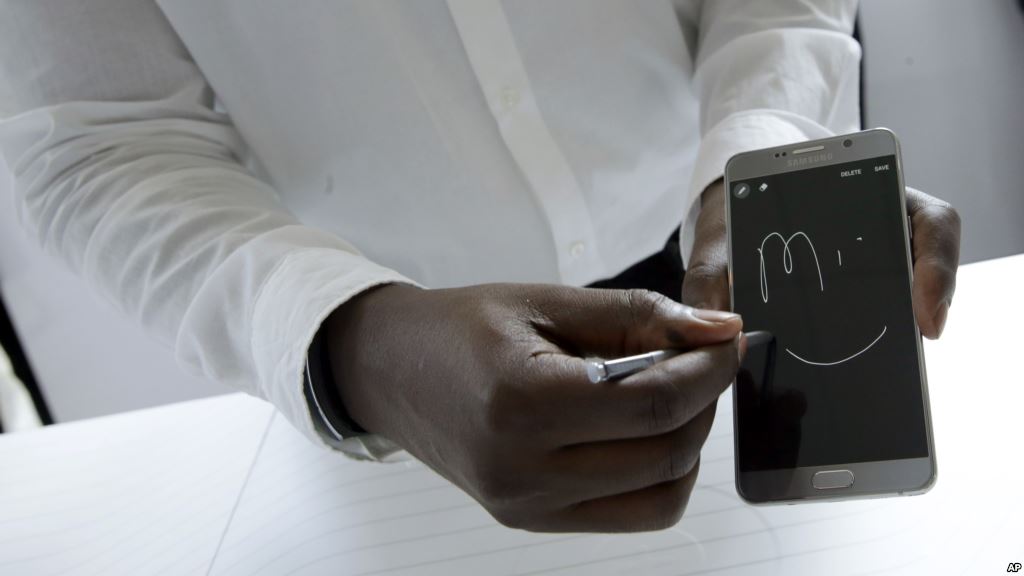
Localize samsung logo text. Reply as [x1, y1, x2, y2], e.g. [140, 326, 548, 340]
[786, 153, 833, 167]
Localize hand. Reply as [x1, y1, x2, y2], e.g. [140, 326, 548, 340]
[326, 283, 744, 532]
[681, 180, 961, 338]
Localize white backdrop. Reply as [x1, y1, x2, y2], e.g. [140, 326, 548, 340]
[861, 0, 1024, 263]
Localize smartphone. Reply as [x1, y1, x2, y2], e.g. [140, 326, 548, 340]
[724, 128, 936, 504]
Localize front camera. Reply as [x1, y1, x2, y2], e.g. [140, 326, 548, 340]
[843, 139, 853, 148]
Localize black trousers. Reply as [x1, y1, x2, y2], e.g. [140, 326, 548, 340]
[0, 295, 51, 427]
[585, 228, 685, 303]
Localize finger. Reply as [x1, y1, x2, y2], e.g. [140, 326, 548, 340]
[547, 458, 702, 533]
[549, 401, 717, 503]
[524, 284, 742, 359]
[533, 334, 742, 444]
[905, 187, 961, 338]
[681, 256, 729, 311]
[682, 181, 730, 311]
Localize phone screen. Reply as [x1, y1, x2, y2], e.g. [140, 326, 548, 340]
[729, 154, 929, 472]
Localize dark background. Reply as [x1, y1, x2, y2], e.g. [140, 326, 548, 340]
[731, 155, 929, 472]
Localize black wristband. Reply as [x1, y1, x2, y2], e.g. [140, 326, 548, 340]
[304, 323, 367, 440]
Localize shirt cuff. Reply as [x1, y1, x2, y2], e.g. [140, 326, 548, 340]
[303, 357, 406, 461]
[249, 241, 421, 462]
[680, 109, 840, 267]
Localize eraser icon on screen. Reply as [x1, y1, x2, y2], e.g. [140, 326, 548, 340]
[759, 183, 768, 192]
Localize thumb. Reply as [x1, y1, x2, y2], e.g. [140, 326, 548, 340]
[905, 186, 960, 339]
[681, 257, 730, 311]
[681, 180, 730, 311]
[526, 285, 742, 358]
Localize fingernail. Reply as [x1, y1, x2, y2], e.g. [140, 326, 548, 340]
[932, 300, 950, 337]
[692, 308, 740, 324]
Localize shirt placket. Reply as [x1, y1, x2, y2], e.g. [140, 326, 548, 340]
[446, 0, 606, 286]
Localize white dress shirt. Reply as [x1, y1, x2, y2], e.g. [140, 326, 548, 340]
[0, 0, 860, 460]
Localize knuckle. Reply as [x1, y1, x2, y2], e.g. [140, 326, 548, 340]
[482, 377, 529, 434]
[471, 462, 516, 506]
[915, 246, 959, 297]
[488, 509, 517, 529]
[685, 261, 726, 283]
[933, 258, 958, 284]
[491, 509, 551, 532]
[662, 482, 693, 527]
[942, 204, 962, 231]
[659, 442, 694, 484]
[923, 265, 957, 303]
[647, 378, 683, 435]
[624, 288, 667, 324]
[487, 505, 527, 530]
[478, 306, 515, 344]
[657, 418, 708, 483]
[648, 475, 696, 530]
[483, 502, 532, 528]
[682, 262, 728, 302]
[933, 203, 961, 231]
[474, 471, 550, 530]
[650, 506, 685, 531]
[919, 201, 962, 234]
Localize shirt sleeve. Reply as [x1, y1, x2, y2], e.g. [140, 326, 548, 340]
[677, 0, 862, 265]
[0, 0, 416, 460]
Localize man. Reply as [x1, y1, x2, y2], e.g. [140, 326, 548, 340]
[0, 0, 959, 532]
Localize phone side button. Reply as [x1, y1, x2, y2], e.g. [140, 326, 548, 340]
[811, 469, 855, 490]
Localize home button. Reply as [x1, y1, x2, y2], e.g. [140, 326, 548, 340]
[811, 470, 855, 490]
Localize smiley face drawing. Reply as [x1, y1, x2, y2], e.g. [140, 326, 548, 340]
[757, 231, 888, 367]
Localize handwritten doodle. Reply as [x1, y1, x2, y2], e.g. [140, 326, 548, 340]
[757, 232, 824, 303]
[786, 326, 888, 367]
[759, 232, 886, 367]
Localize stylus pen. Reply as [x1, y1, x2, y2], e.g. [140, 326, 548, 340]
[585, 331, 774, 384]
[586, 350, 682, 383]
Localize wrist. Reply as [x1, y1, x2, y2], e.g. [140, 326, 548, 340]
[324, 283, 422, 441]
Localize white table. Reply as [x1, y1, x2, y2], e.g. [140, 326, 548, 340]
[1, 254, 1022, 576]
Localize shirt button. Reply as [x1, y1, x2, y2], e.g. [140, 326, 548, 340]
[569, 241, 586, 259]
[499, 86, 521, 111]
